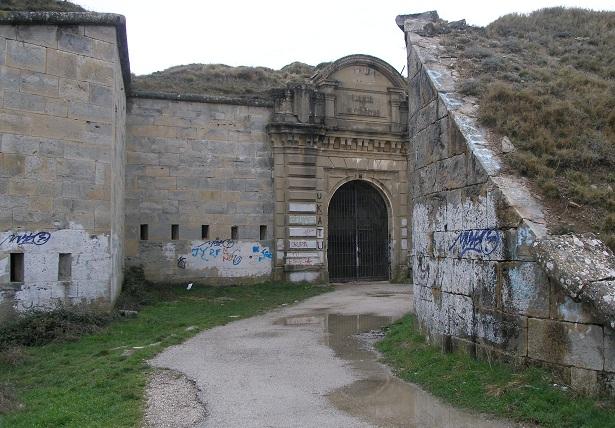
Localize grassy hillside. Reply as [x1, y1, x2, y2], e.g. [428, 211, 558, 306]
[131, 61, 329, 98]
[0, 0, 85, 12]
[440, 8, 615, 249]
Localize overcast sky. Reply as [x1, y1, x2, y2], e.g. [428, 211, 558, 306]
[77, 0, 615, 76]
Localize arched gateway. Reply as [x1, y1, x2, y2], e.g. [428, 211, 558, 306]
[328, 181, 389, 281]
[267, 55, 409, 283]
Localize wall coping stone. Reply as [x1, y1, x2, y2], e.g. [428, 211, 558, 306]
[532, 234, 615, 328]
[0, 11, 131, 90]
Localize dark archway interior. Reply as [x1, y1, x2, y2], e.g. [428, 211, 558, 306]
[327, 180, 389, 281]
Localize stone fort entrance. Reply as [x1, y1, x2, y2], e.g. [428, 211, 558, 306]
[268, 55, 409, 283]
[328, 180, 389, 281]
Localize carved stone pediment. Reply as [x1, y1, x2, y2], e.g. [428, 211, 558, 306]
[268, 55, 408, 137]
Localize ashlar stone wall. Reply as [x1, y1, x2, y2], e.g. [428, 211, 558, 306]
[0, 16, 127, 320]
[125, 96, 274, 283]
[399, 12, 615, 395]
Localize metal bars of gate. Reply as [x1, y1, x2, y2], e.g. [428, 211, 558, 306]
[328, 181, 389, 282]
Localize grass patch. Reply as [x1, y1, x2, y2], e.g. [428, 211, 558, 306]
[0, 281, 330, 427]
[439, 8, 615, 250]
[131, 61, 331, 99]
[377, 315, 615, 427]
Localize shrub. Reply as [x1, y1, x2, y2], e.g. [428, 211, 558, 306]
[115, 266, 153, 310]
[0, 308, 113, 348]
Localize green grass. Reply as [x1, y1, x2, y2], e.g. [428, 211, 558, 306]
[0, 282, 330, 427]
[377, 315, 615, 428]
[131, 61, 331, 99]
[440, 8, 615, 250]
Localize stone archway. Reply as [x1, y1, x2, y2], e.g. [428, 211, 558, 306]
[268, 54, 409, 283]
[328, 180, 389, 281]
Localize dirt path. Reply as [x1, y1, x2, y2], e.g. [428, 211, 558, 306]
[146, 283, 513, 427]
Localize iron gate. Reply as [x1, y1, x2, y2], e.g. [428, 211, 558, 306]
[327, 180, 389, 281]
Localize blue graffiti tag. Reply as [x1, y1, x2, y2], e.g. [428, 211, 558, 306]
[448, 229, 501, 256]
[251, 245, 272, 262]
[0, 231, 51, 246]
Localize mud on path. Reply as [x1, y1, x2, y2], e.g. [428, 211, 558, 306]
[145, 283, 514, 427]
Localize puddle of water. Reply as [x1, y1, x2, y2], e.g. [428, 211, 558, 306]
[283, 313, 515, 428]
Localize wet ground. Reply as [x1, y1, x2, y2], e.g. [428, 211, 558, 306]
[147, 283, 514, 427]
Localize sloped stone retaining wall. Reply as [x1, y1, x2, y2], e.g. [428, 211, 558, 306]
[399, 12, 615, 395]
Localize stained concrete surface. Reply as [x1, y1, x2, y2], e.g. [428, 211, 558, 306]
[147, 282, 514, 427]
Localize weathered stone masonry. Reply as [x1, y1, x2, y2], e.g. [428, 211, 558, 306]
[399, 12, 615, 395]
[125, 96, 275, 284]
[0, 13, 128, 320]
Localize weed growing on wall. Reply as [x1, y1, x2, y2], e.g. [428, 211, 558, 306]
[440, 8, 615, 249]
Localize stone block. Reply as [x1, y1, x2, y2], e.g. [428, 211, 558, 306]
[550, 283, 597, 324]
[57, 158, 96, 181]
[436, 154, 465, 191]
[412, 99, 438, 136]
[605, 327, 615, 372]
[40, 139, 65, 157]
[570, 367, 598, 395]
[461, 185, 488, 230]
[0, 38, 5, 66]
[89, 83, 113, 106]
[68, 101, 113, 123]
[6, 40, 45, 72]
[77, 56, 113, 85]
[127, 151, 158, 166]
[8, 178, 39, 196]
[446, 258, 474, 295]
[0, 65, 21, 90]
[45, 99, 68, 117]
[14, 25, 59, 48]
[4, 90, 46, 113]
[0, 153, 25, 177]
[528, 318, 603, 370]
[475, 309, 527, 356]
[28, 196, 53, 212]
[90, 39, 115, 62]
[145, 166, 170, 177]
[20, 70, 59, 97]
[499, 261, 550, 318]
[1, 134, 40, 155]
[85, 26, 117, 43]
[465, 152, 489, 187]
[63, 141, 110, 162]
[473, 260, 498, 309]
[58, 29, 94, 56]
[59, 78, 89, 101]
[94, 202, 111, 229]
[445, 292, 474, 338]
[46, 49, 78, 79]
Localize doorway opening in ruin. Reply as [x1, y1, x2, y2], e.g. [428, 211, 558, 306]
[327, 180, 389, 282]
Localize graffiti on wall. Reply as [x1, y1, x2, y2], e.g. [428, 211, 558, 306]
[449, 229, 501, 257]
[190, 240, 272, 267]
[0, 231, 51, 247]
